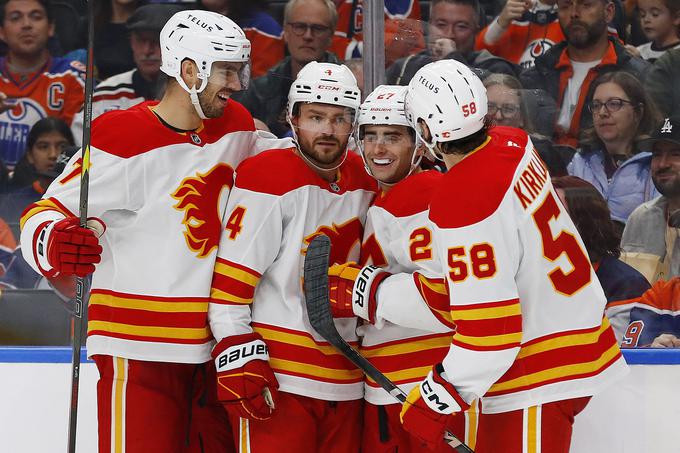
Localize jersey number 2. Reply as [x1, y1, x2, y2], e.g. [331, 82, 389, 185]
[533, 193, 590, 296]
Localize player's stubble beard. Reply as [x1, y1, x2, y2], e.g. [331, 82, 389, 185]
[297, 132, 350, 169]
[564, 15, 607, 49]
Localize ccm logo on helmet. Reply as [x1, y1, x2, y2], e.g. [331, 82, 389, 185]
[318, 85, 341, 91]
[218, 343, 268, 368]
[422, 380, 450, 412]
[418, 75, 439, 94]
[354, 265, 380, 308]
[187, 13, 214, 32]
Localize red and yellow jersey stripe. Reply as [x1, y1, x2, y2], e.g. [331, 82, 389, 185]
[413, 273, 456, 330]
[87, 289, 211, 345]
[20, 197, 74, 229]
[210, 257, 261, 305]
[487, 317, 621, 397]
[252, 322, 363, 385]
[360, 332, 451, 388]
[451, 298, 523, 352]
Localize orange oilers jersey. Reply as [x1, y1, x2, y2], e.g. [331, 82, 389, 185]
[239, 11, 285, 78]
[331, 0, 421, 60]
[20, 100, 291, 364]
[476, 18, 565, 69]
[0, 57, 85, 167]
[375, 126, 628, 414]
[359, 170, 453, 405]
[209, 149, 377, 401]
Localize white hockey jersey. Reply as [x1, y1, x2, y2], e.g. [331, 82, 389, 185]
[375, 126, 629, 414]
[20, 100, 290, 364]
[208, 149, 377, 401]
[359, 170, 453, 405]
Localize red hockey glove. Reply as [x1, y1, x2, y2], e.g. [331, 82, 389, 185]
[328, 263, 390, 323]
[212, 332, 279, 421]
[400, 363, 470, 449]
[35, 217, 104, 277]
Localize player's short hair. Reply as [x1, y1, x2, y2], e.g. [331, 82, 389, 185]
[284, 0, 338, 31]
[0, 0, 54, 25]
[437, 117, 491, 155]
[551, 176, 621, 262]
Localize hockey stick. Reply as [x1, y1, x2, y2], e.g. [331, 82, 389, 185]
[303, 235, 474, 453]
[67, 0, 96, 451]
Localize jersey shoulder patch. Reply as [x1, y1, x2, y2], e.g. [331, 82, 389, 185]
[429, 127, 528, 228]
[375, 169, 442, 217]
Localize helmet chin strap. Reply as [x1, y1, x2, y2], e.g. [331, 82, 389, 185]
[415, 126, 444, 162]
[177, 77, 208, 120]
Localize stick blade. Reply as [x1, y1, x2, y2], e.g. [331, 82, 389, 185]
[303, 234, 334, 333]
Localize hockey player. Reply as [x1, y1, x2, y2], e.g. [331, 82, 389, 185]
[346, 84, 474, 451]
[207, 61, 376, 452]
[19, 10, 289, 453]
[327, 59, 629, 452]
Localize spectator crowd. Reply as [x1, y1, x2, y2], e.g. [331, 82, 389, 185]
[1, 0, 680, 347]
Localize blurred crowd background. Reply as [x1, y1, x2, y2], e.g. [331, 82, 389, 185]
[0, 0, 680, 348]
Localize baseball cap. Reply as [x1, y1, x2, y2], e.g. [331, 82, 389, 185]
[126, 4, 188, 33]
[639, 116, 680, 151]
[40, 146, 78, 179]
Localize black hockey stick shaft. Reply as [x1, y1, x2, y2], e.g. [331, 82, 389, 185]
[68, 0, 96, 451]
[303, 235, 473, 453]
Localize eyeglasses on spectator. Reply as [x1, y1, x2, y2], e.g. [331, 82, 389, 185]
[588, 98, 636, 113]
[487, 103, 520, 117]
[287, 22, 332, 37]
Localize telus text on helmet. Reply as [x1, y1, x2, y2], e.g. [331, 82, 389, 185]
[417, 75, 439, 94]
[187, 14, 214, 32]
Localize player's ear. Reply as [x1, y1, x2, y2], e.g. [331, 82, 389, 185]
[180, 59, 199, 89]
[417, 119, 432, 142]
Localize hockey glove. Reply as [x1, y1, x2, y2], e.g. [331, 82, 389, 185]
[328, 263, 390, 323]
[400, 363, 469, 449]
[213, 332, 279, 421]
[35, 217, 105, 277]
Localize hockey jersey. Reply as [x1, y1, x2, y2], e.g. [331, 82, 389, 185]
[20, 100, 290, 364]
[374, 126, 629, 414]
[475, 5, 565, 69]
[208, 149, 377, 401]
[622, 277, 680, 347]
[239, 11, 285, 79]
[0, 57, 85, 167]
[331, 0, 421, 60]
[359, 170, 453, 405]
[71, 69, 159, 146]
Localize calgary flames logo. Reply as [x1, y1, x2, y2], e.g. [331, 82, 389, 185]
[303, 218, 363, 264]
[171, 163, 234, 258]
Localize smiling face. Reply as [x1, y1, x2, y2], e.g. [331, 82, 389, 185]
[651, 140, 680, 198]
[292, 102, 354, 169]
[362, 124, 419, 185]
[0, 0, 53, 59]
[592, 81, 641, 150]
[196, 61, 245, 118]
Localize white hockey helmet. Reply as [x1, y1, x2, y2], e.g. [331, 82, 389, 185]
[287, 61, 361, 120]
[405, 60, 487, 154]
[356, 85, 421, 182]
[160, 10, 251, 118]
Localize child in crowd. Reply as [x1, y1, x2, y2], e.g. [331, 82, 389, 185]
[635, 0, 680, 61]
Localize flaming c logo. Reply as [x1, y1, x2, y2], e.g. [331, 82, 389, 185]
[172, 163, 235, 258]
[303, 218, 363, 264]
